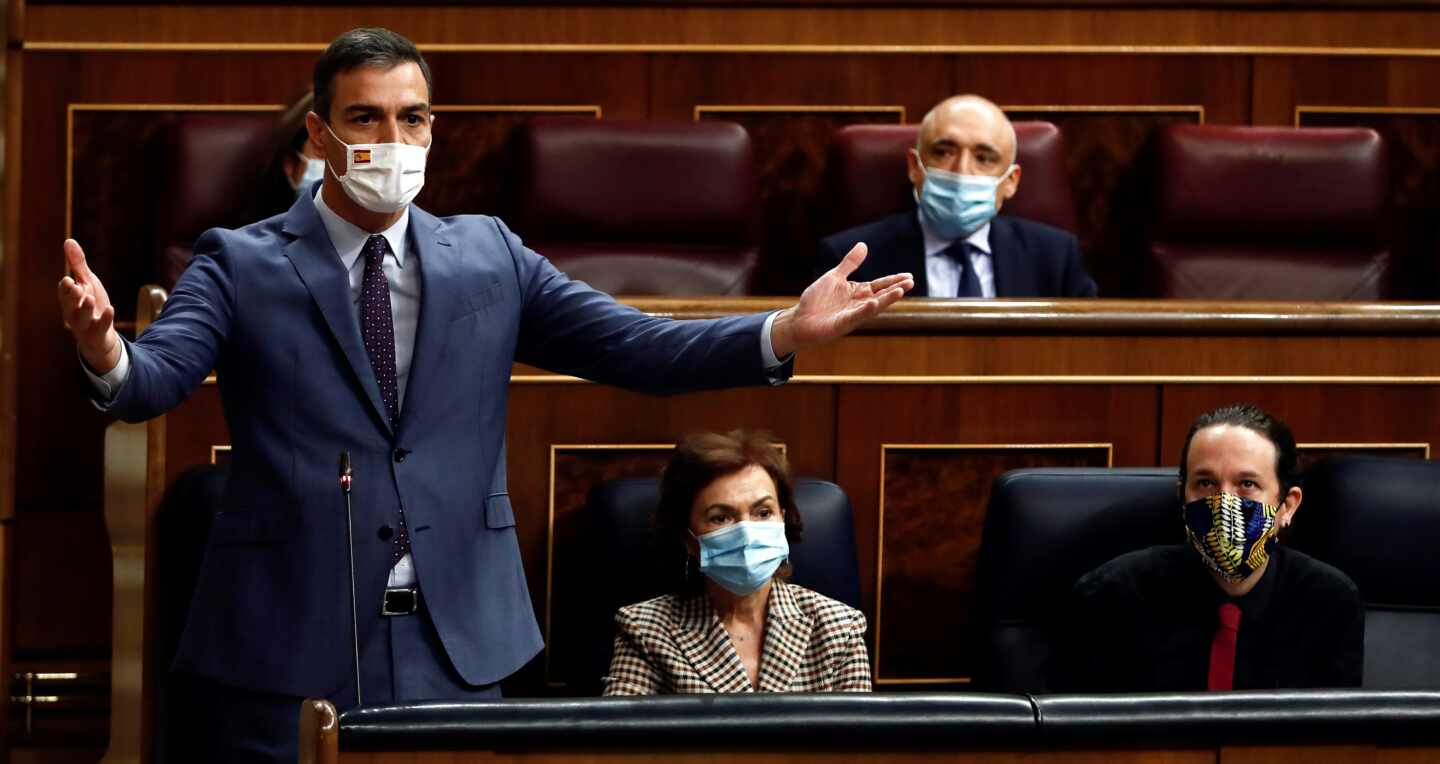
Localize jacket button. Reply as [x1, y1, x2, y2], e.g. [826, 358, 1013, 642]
[393, 448, 408, 463]
[378, 525, 394, 541]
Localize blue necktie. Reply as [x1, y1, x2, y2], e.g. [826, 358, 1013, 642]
[943, 240, 983, 298]
[359, 235, 411, 562]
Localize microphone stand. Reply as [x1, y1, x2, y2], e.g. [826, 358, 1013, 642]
[339, 452, 363, 707]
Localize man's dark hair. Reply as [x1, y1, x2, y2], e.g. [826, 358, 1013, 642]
[1179, 403, 1300, 496]
[313, 28, 432, 122]
[658, 430, 803, 594]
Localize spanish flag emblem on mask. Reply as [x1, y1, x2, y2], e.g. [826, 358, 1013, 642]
[353, 149, 372, 165]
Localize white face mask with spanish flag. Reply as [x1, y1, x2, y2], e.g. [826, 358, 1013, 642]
[323, 121, 430, 214]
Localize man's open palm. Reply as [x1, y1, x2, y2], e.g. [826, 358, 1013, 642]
[772, 243, 913, 356]
[57, 238, 122, 374]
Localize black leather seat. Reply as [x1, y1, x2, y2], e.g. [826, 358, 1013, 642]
[570, 477, 862, 694]
[1289, 456, 1440, 689]
[975, 468, 1183, 693]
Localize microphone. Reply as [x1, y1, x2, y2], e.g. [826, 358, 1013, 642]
[339, 451, 363, 707]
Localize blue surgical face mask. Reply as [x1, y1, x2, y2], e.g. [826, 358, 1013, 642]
[913, 150, 1016, 240]
[694, 521, 789, 596]
[292, 155, 326, 195]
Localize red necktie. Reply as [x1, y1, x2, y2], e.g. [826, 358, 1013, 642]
[1207, 603, 1242, 691]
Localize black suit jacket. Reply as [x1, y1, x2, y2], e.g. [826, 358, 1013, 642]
[819, 211, 1097, 297]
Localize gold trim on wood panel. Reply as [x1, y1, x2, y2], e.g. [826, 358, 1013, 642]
[209, 445, 231, 465]
[873, 442, 1113, 685]
[25, 42, 1440, 58]
[1294, 105, 1440, 127]
[510, 374, 1440, 385]
[433, 104, 603, 118]
[1004, 103, 1206, 124]
[694, 105, 907, 122]
[1298, 442, 1431, 458]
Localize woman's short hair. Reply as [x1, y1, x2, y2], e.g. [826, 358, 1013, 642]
[658, 430, 803, 592]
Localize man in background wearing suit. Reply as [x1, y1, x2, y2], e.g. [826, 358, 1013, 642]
[57, 28, 912, 762]
[820, 95, 1096, 298]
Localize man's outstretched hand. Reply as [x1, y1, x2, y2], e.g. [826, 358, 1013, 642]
[57, 238, 122, 375]
[770, 243, 913, 358]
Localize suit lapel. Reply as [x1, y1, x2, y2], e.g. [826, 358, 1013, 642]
[673, 593, 753, 693]
[396, 207, 457, 437]
[899, 212, 931, 297]
[757, 582, 813, 693]
[989, 216, 1021, 297]
[280, 194, 393, 435]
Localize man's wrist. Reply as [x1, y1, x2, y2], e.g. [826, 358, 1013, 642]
[81, 333, 122, 376]
[769, 307, 796, 360]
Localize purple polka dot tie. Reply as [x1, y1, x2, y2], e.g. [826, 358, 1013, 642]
[359, 234, 411, 561]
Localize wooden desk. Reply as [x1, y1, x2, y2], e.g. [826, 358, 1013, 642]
[106, 297, 1440, 762]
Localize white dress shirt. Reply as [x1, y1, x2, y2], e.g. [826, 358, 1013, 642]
[918, 214, 996, 298]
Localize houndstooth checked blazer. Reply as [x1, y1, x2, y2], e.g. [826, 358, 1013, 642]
[603, 581, 872, 694]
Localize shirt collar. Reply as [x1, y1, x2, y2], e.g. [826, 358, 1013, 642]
[312, 187, 409, 271]
[917, 210, 992, 258]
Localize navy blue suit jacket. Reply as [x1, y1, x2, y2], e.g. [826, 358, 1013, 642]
[101, 191, 791, 697]
[819, 211, 1097, 298]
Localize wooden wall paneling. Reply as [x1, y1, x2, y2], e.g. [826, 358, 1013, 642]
[1160, 385, 1440, 462]
[654, 53, 950, 294]
[17, 51, 315, 521]
[875, 443, 1111, 684]
[959, 54, 1250, 297]
[10, 512, 113, 656]
[2, 33, 21, 764]
[501, 382, 836, 693]
[424, 53, 649, 121]
[162, 386, 227, 489]
[834, 383, 1160, 681]
[1297, 107, 1440, 301]
[21, 5, 1440, 51]
[797, 332, 1440, 378]
[545, 445, 676, 689]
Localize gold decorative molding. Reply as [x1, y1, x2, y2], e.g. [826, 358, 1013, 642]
[1005, 103, 1206, 124]
[694, 104, 906, 122]
[1294, 105, 1440, 127]
[209, 445, 231, 465]
[26, 42, 1440, 58]
[873, 442, 1113, 685]
[1298, 442, 1431, 458]
[434, 104, 602, 118]
[511, 374, 1440, 385]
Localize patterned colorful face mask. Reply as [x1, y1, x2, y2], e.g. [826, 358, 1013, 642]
[1182, 493, 1281, 584]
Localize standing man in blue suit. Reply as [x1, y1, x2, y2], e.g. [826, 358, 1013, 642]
[820, 95, 1096, 298]
[57, 28, 912, 762]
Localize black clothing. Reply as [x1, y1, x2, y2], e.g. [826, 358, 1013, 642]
[1063, 543, 1364, 692]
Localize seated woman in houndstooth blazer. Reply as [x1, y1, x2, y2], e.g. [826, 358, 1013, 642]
[603, 430, 872, 694]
